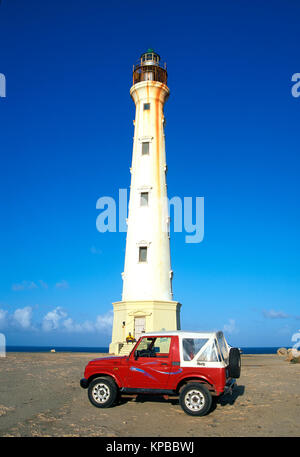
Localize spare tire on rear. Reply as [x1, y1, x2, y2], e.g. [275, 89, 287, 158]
[228, 348, 241, 378]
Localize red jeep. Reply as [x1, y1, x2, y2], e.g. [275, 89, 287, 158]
[80, 331, 241, 416]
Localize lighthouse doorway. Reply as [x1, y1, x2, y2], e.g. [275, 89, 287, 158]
[134, 317, 146, 340]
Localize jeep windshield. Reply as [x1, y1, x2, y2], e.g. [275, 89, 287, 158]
[134, 336, 172, 357]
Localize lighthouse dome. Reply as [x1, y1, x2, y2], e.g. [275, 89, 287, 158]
[140, 49, 161, 65]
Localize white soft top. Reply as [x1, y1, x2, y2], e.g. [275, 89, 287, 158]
[141, 330, 223, 339]
[140, 330, 229, 367]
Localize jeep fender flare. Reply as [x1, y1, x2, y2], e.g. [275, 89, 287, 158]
[87, 372, 121, 388]
[176, 374, 215, 394]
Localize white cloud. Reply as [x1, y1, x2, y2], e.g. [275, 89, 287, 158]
[62, 317, 76, 332]
[62, 318, 95, 333]
[55, 280, 69, 289]
[223, 318, 237, 335]
[13, 306, 33, 329]
[60, 311, 113, 334]
[12, 281, 38, 291]
[39, 280, 48, 289]
[11, 280, 49, 291]
[41, 308, 113, 334]
[95, 310, 113, 331]
[0, 304, 113, 336]
[42, 307, 67, 331]
[0, 309, 7, 329]
[263, 310, 289, 319]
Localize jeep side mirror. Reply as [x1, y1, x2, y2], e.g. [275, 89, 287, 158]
[134, 350, 139, 360]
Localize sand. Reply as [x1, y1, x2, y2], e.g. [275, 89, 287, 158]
[0, 352, 299, 437]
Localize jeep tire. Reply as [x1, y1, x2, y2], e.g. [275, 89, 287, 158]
[179, 383, 212, 416]
[88, 377, 118, 408]
[228, 348, 241, 379]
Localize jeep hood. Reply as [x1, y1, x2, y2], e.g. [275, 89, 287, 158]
[89, 356, 125, 365]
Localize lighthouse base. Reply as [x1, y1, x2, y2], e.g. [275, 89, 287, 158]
[109, 300, 181, 355]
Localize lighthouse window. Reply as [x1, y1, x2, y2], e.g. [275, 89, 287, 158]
[143, 103, 150, 110]
[139, 246, 147, 262]
[142, 142, 149, 155]
[140, 192, 149, 206]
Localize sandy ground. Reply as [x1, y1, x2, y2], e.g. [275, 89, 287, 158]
[0, 352, 299, 437]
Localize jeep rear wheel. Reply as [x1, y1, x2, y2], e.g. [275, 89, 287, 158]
[88, 377, 118, 408]
[179, 383, 212, 416]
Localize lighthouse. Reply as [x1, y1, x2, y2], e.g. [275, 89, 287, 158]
[109, 49, 181, 355]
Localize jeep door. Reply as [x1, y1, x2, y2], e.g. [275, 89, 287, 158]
[126, 336, 173, 389]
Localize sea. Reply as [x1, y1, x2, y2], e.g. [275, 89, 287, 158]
[5, 346, 282, 354]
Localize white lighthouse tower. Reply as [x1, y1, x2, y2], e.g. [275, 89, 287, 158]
[109, 49, 181, 355]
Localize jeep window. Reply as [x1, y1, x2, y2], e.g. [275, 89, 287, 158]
[136, 337, 153, 352]
[182, 338, 208, 361]
[197, 340, 220, 362]
[216, 333, 229, 363]
[135, 337, 171, 357]
[154, 337, 171, 355]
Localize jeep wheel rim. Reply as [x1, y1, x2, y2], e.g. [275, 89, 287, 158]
[92, 383, 110, 403]
[185, 389, 205, 411]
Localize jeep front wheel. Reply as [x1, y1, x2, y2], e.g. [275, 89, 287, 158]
[88, 377, 118, 408]
[179, 383, 212, 416]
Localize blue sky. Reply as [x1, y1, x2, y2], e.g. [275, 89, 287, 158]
[0, 0, 299, 348]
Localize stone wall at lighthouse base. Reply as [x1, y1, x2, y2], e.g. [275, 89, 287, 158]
[109, 300, 181, 355]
